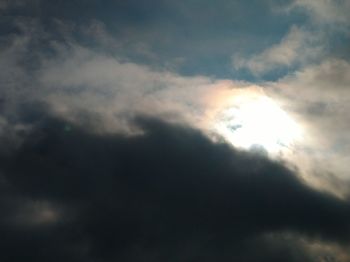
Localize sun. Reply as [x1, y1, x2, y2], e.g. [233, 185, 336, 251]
[214, 94, 302, 154]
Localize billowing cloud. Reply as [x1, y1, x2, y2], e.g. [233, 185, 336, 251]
[1, 116, 350, 261]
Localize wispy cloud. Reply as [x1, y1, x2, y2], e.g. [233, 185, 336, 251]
[232, 26, 322, 76]
[233, 0, 350, 77]
[291, 0, 350, 26]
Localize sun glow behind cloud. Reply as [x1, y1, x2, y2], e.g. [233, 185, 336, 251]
[213, 91, 303, 155]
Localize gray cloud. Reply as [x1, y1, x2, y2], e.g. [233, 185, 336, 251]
[0, 1, 349, 261]
[1, 115, 350, 261]
[0, 0, 26, 10]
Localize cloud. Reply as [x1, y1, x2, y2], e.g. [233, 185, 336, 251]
[0, 18, 348, 200]
[291, 0, 350, 27]
[0, 24, 217, 133]
[0, 2, 349, 261]
[232, 0, 350, 77]
[233, 26, 322, 76]
[264, 58, 350, 195]
[36, 44, 230, 133]
[1, 0, 306, 79]
[1, 16, 349, 199]
[0, 0, 26, 11]
[0, 115, 350, 261]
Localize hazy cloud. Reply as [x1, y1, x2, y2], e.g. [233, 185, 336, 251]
[0, 0, 25, 10]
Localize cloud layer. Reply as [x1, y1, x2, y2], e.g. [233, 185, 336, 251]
[1, 1, 350, 261]
[1, 116, 350, 261]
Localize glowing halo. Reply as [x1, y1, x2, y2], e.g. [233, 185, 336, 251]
[213, 93, 302, 154]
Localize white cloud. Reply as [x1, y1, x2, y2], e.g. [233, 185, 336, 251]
[233, 0, 350, 76]
[36, 44, 240, 134]
[0, 23, 242, 136]
[265, 58, 350, 196]
[232, 26, 322, 76]
[291, 0, 350, 26]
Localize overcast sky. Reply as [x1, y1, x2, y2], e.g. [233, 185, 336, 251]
[1, 0, 350, 261]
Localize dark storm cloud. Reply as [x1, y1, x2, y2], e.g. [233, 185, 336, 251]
[0, 115, 349, 261]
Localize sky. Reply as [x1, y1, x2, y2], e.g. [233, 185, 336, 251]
[0, 0, 350, 261]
